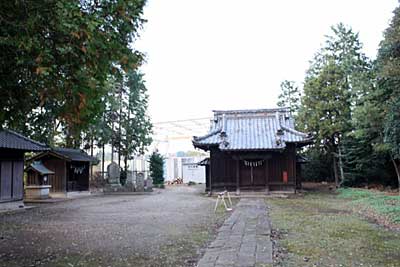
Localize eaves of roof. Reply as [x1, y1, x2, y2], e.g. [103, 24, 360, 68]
[0, 129, 49, 151]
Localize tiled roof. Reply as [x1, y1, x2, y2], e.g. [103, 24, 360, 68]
[197, 158, 210, 166]
[193, 108, 312, 151]
[53, 148, 99, 163]
[0, 129, 48, 151]
[26, 161, 55, 175]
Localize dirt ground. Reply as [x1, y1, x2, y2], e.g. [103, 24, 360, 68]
[0, 185, 227, 267]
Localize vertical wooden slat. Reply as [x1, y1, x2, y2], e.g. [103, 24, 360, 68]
[12, 161, 24, 200]
[0, 161, 2, 199]
[63, 160, 67, 192]
[1, 161, 12, 200]
[236, 160, 240, 193]
[209, 152, 212, 193]
[265, 159, 269, 192]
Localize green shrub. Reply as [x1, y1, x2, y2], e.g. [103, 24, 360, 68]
[301, 148, 333, 182]
[149, 151, 164, 185]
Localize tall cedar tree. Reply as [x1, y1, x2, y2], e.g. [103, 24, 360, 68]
[120, 71, 152, 172]
[373, 6, 400, 192]
[277, 80, 301, 115]
[0, 0, 146, 147]
[298, 23, 372, 187]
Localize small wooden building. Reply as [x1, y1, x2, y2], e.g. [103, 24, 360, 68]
[26, 161, 55, 186]
[193, 108, 312, 193]
[0, 129, 48, 202]
[28, 148, 99, 194]
[25, 161, 54, 199]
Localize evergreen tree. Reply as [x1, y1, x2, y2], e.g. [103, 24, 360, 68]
[277, 80, 301, 114]
[384, 98, 400, 192]
[149, 151, 164, 186]
[120, 70, 153, 173]
[298, 23, 372, 186]
[371, 6, 400, 191]
[0, 0, 146, 146]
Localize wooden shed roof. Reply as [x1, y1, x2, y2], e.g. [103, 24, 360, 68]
[29, 148, 99, 164]
[0, 129, 48, 151]
[193, 108, 312, 151]
[53, 148, 99, 163]
[26, 161, 55, 175]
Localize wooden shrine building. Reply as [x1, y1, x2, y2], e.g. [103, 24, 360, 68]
[28, 148, 99, 194]
[0, 129, 48, 202]
[26, 161, 55, 186]
[193, 108, 312, 193]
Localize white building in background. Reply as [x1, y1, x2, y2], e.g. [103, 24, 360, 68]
[182, 161, 205, 183]
[164, 156, 206, 183]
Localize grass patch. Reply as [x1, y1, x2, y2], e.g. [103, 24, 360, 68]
[338, 188, 400, 224]
[268, 192, 400, 267]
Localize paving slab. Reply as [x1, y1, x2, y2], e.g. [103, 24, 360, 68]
[197, 198, 273, 267]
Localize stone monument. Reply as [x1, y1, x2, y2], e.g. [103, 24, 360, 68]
[145, 177, 153, 192]
[135, 172, 145, 192]
[105, 162, 121, 191]
[125, 171, 135, 191]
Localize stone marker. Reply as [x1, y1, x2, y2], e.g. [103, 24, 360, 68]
[125, 171, 135, 191]
[145, 177, 153, 192]
[135, 172, 144, 192]
[125, 171, 134, 185]
[107, 162, 121, 186]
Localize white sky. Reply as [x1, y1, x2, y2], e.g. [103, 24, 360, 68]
[135, 0, 398, 153]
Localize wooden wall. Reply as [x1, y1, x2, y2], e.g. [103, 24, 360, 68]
[26, 170, 39, 185]
[205, 165, 210, 190]
[0, 149, 24, 202]
[209, 149, 237, 189]
[41, 157, 66, 192]
[208, 144, 297, 191]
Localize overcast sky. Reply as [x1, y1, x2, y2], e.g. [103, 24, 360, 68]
[135, 0, 398, 124]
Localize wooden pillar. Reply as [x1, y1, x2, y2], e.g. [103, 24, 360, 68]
[63, 160, 67, 193]
[208, 160, 212, 196]
[293, 147, 297, 193]
[236, 159, 240, 195]
[265, 159, 269, 194]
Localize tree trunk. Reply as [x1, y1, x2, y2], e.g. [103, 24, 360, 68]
[118, 86, 122, 169]
[338, 145, 345, 186]
[102, 144, 105, 179]
[111, 121, 114, 163]
[333, 155, 339, 188]
[390, 156, 400, 195]
[124, 155, 128, 174]
[66, 128, 73, 148]
[90, 137, 94, 181]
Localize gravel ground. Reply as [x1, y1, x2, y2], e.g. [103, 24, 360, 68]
[0, 185, 227, 267]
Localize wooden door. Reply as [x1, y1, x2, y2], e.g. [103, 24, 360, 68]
[253, 165, 266, 186]
[239, 160, 266, 187]
[240, 161, 251, 186]
[0, 160, 24, 201]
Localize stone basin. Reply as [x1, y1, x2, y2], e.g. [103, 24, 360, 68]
[25, 185, 52, 199]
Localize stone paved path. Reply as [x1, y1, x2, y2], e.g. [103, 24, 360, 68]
[197, 198, 273, 267]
